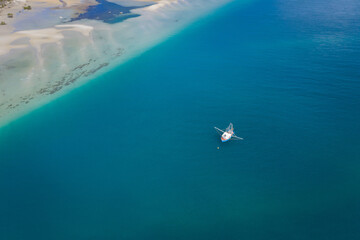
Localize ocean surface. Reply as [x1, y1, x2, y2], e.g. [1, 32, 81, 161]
[1, 0, 360, 239]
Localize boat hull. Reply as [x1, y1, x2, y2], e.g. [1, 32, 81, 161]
[221, 137, 231, 142]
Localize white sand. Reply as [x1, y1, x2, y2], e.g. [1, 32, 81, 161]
[0, 24, 93, 55]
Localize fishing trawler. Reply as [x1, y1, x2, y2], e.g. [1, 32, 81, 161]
[214, 123, 243, 142]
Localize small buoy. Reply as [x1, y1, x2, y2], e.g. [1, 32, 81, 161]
[217, 147, 220, 149]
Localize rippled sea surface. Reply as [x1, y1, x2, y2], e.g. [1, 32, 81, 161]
[1, 0, 360, 239]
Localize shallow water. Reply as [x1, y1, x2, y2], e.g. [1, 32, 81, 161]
[1, 0, 360, 239]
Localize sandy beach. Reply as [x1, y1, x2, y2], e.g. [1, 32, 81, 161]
[0, 0, 232, 128]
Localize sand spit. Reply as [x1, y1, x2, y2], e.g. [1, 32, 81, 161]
[0, 0, 233, 128]
[0, 24, 93, 55]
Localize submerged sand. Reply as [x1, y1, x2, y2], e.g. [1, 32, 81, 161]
[0, 0, 233, 128]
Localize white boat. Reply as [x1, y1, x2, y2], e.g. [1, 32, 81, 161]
[214, 123, 243, 142]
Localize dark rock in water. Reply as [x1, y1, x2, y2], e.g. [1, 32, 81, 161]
[71, 0, 153, 24]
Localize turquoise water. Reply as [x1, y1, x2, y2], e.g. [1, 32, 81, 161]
[1, 0, 360, 239]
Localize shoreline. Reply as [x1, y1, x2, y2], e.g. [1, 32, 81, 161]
[0, 0, 234, 129]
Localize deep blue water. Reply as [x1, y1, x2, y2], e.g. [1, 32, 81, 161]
[1, 0, 360, 239]
[71, 0, 151, 24]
